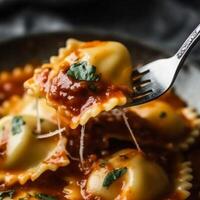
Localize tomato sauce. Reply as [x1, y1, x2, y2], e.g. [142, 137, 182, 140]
[36, 69, 130, 116]
[0, 72, 33, 104]
[0, 66, 198, 200]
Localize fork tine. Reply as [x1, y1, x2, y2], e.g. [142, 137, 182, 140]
[132, 88, 153, 98]
[133, 83, 153, 97]
[132, 79, 151, 86]
[131, 69, 150, 81]
[131, 92, 154, 106]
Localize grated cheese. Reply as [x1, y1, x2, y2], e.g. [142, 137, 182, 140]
[37, 127, 66, 139]
[120, 109, 142, 152]
[35, 97, 41, 134]
[57, 111, 62, 138]
[67, 152, 79, 161]
[79, 125, 85, 165]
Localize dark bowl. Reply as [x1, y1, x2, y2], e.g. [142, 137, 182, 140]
[0, 31, 199, 199]
[0, 31, 199, 110]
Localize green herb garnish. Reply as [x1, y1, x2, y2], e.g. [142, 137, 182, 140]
[99, 159, 107, 168]
[35, 193, 57, 200]
[0, 190, 15, 200]
[160, 111, 167, 119]
[103, 167, 127, 188]
[11, 116, 25, 135]
[67, 61, 100, 82]
[119, 154, 129, 160]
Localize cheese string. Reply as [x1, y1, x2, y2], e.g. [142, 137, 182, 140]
[120, 109, 142, 152]
[57, 110, 62, 138]
[67, 152, 79, 161]
[37, 127, 66, 139]
[79, 125, 85, 165]
[35, 97, 41, 134]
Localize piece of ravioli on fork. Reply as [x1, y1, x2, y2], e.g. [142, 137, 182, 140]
[25, 39, 133, 129]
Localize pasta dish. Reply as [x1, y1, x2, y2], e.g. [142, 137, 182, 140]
[0, 38, 199, 200]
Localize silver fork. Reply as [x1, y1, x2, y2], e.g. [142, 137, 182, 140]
[130, 24, 200, 106]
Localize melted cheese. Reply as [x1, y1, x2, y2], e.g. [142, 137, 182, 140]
[79, 125, 85, 165]
[19, 95, 57, 124]
[0, 40, 196, 199]
[24, 39, 133, 128]
[120, 109, 141, 151]
[87, 149, 169, 200]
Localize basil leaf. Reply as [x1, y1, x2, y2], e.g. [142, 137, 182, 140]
[11, 116, 25, 135]
[103, 167, 127, 188]
[35, 193, 57, 200]
[67, 61, 100, 82]
[0, 190, 15, 200]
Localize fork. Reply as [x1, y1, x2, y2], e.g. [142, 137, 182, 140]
[130, 24, 200, 106]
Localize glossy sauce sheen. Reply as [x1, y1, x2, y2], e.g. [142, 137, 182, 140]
[0, 58, 197, 199]
[0, 86, 193, 200]
[0, 70, 33, 104]
[36, 68, 129, 116]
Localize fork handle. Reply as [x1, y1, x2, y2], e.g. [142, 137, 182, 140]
[175, 24, 200, 64]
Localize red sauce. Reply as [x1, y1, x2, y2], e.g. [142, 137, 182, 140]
[36, 69, 129, 116]
[0, 68, 34, 104]
[164, 192, 183, 200]
[0, 78, 28, 104]
[0, 67, 196, 200]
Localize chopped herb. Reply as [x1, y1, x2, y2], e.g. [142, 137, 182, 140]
[40, 119, 45, 123]
[119, 154, 129, 160]
[0, 190, 15, 200]
[11, 116, 25, 135]
[103, 167, 127, 188]
[99, 159, 107, 168]
[160, 111, 167, 119]
[67, 61, 100, 82]
[35, 193, 57, 200]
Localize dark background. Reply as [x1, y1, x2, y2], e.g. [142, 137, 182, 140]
[0, 0, 199, 64]
[0, 1, 200, 199]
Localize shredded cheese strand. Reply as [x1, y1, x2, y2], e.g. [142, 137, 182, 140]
[79, 125, 85, 165]
[37, 127, 66, 139]
[57, 111, 62, 138]
[35, 97, 41, 134]
[121, 109, 142, 152]
[67, 152, 79, 161]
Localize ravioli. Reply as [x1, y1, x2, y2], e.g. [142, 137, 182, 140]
[24, 39, 133, 128]
[128, 98, 200, 150]
[0, 115, 69, 186]
[90, 89, 200, 151]
[0, 39, 197, 200]
[87, 149, 169, 200]
[86, 149, 193, 200]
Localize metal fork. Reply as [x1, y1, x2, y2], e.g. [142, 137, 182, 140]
[130, 24, 200, 106]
